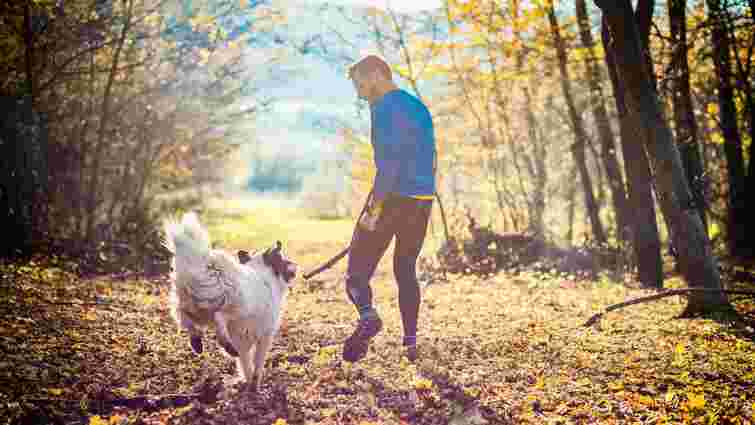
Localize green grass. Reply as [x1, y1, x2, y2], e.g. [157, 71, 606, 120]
[200, 195, 446, 275]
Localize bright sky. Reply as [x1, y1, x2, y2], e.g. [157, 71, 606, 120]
[238, 0, 446, 185]
[324, 0, 444, 12]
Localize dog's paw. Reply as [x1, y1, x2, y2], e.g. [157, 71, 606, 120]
[190, 335, 204, 354]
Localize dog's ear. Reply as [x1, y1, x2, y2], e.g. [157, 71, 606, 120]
[262, 248, 270, 265]
[237, 250, 251, 264]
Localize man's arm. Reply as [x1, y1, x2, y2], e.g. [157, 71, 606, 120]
[372, 106, 410, 202]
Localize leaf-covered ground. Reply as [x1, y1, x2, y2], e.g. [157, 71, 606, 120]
[2, 198, 755, 425]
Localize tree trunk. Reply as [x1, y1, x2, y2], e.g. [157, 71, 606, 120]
[747, 85, 755, 260]
[724, 1, 755, 260]
[668, 0, 708, 232]
[746, 36, 755, 261]
[707, 0, 747, 259]
[635, 0, 656, 91]
[602, 20, 663, 288]
[84, 0, 134, 243]
[575, 0, 628, 242]
[567, 164, 578, 245]
[522, 86, 547, 236]
[594, 0, 731, 313]
[546, 3, 607, 245]
[23, 3, 34, 101]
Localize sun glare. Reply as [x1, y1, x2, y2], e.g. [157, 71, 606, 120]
[329, 0, 443, 13]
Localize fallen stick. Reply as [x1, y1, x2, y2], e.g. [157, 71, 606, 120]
[24, 393, 203, 414]
[583, 288, 755, 327]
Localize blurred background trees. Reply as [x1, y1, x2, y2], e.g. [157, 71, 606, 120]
[1, 0, 752, 287]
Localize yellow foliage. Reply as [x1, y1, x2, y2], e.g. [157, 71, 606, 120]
[198, 49, 212, 66]
[414, 376, 434, 390]
[686, 392, 706, 410]
[190, 14, 216, 32]
[88, 416, 108, 425]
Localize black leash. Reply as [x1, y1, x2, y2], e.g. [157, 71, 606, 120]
[303, 189, 373, 280]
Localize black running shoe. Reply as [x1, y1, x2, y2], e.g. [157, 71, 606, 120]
[405, 345, 418, 363]
[342, 315, 383, 362]
[190, 335, 203, 355]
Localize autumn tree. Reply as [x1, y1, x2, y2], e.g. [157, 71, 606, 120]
[1, 0, 282, 264]
[546, 0, 606, 245]
[667, 0, 708, 233]
[706, 0, 750, 259]
[599, 1, 662, 287]
[594, 0, 731, 313]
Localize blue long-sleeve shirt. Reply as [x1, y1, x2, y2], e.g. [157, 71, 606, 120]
[370, 89, 436, 201]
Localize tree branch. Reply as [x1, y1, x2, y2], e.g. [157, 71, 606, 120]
[583, 289, 755, 327]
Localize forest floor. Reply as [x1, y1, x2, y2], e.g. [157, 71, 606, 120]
[2, 197, 755, 425]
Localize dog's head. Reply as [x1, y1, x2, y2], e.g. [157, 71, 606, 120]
[238, 241, 297, 283]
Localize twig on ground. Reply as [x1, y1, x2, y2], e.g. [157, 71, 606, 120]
[583, 288, 755, 327]
[37, 300, 144, 311]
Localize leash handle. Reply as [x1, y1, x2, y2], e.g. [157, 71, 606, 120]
[303, 189, 374, 280]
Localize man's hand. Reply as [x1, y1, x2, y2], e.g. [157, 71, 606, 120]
[359, 198, 383, 231]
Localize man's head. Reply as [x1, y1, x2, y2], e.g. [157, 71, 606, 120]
[348, 55, 396, 103]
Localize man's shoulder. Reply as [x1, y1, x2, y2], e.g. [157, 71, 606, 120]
[386, 90, 429, 115]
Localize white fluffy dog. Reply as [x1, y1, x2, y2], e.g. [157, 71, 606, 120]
[163, 212, 298, 391]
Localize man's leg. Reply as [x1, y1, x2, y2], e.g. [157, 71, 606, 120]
[342, 203, 396, 362]
[392, 197, 432, 361]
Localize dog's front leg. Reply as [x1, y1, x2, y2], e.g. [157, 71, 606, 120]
[213, 311, 239, 357]
[252, 334, 274, 392]
[238, 346, 255, 386]
[179, 310, 204, 354]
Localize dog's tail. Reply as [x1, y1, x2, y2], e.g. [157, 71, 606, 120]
[163, 212, 212, 266]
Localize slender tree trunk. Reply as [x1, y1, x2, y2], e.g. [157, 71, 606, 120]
[567, 164, 578, 245]
[23, 3, 34, 101]
[724, 2, 755, 260]
[547, 3, 607, 245]
[602, 20, 663, 288]
[522, 86, 547, 236]
[594, 0, 731, 313]
[746, 25, 755, 260]
[747, 90, 755, 259]
[707, 0, 747, 259]
[576, 0, 628, 242]
[504, 0, 548, 236]
[668, 0, 708, 231]
[84, 0, 134, 243]
[635, 0, 656, 91]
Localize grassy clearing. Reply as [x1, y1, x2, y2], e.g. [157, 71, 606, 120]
[2, 197, 754, 425]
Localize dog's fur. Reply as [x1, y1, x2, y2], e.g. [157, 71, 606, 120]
[163, 212, 297, 390]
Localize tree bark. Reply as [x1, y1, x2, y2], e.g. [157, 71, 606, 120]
[602, 20, 663, 288]
[707, 0, 747, 259]
[575, 0, 628, 242]
[546, 3, 607, 245]
[594, 0, 731, 313]
[84, 0, 134, 243]
[23, 3, 34, 101]
[668, 0, 708, 231]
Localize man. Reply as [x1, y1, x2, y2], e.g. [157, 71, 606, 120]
[343, 54, 436, 363]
